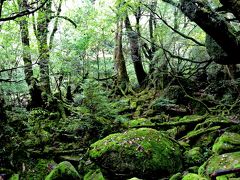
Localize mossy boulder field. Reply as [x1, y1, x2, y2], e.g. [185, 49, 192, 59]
[89, 128, 183, 179]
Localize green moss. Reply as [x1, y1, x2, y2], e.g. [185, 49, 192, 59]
[124, 118, 154, 127]
[130, 100, 137, 109]
[9, 174, 19, 180]
[169, 172, 182, 180]
[199, 152, 240, 179]
[212, 132, 240, 154]
[184, 147, 204, 166]
[179, 115, 203, 122]
[182, 173, 207, 180]
[45, 161, 81, 180]
[89, 128, 182, 178]
[20, 159, 56, 180]
[84, 169, 105, 180]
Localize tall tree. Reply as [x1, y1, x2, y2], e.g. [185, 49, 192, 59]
[33, 0, 52, 94]
[125, 14, 147, 86]
[18, 0, 34, 86]
[142, 0, 157, 74]
[114, 19, 129, 89]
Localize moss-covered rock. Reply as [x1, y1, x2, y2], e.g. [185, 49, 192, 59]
[45, 161, 81, 180]
[212, 132, 240, 155]
[21, 159, 56, 180]
[124, 118, 154, 127]
[182, 173, 207, 180]
[9, 174, 19, 180]
[89, 128, 183, 179]
[169, 172, 182, 180]
[83, 169, 105, 180]
[184, 147, 204, 166]
[199, 152, 240, 179]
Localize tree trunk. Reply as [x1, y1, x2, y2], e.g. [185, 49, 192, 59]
[35, 0, 52, 94]
[180, 0, 240, 64]
[18, 0, 44, 109]
[0, 94, 6, 121]
[114, 20, 129, 87]
[148, 0, 157, 74]
[125, 15, 147, 86]
[19, 20, 33, 86]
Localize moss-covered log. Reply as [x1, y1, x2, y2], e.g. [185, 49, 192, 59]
[131, 115, 207, 129]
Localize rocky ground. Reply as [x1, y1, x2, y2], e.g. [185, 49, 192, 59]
[1, 86, 240, 180]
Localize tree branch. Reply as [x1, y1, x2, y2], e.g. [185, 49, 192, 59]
[143, 3, 205, 46]
[50, 15, 77, 28]
[211, 168, 240, 180]
[49, 0, 63, 50]
[0, 0, 49, 22]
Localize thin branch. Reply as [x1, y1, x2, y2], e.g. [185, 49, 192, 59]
[0, 0, 49, 22]
[50, 15, 77, 28]
[0, 62, 38, 73]
[140, 35, 211, 64]
[211, 168, 240, 180]
[0, 54, 43, 73]
[49, 0, 63, 50]
[0, 79, 25, 83]
[161, 45, 212, 64]
[143, 3, 205, 46]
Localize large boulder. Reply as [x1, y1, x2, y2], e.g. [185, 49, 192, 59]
[89, 128, 183, 179]
[212, 132, 240, 155]
[199, 152, 240, 179]
[45, 161, 81, 180]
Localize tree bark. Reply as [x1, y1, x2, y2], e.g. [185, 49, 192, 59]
[148, 0, 157, 74]
[125, 15, 147, 86]
[19, 0, 34, 86]
[114, 20, 129, 86]
[34, 0, 52, 94]
[0, 94, 6, 121]
[180, 0, 240, 64]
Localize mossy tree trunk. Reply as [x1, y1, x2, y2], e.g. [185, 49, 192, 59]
[18, 0, 44, 108]
[34, 0, 52, 95]
[19, 0, 33, 87]
[114, 19, 129, 90]
[0, 94, 6, 121]
[148, 0, 157, 74]
[125, 14, 147, 86]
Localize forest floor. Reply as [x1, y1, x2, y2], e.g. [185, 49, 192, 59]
[1, 79, 240, 180]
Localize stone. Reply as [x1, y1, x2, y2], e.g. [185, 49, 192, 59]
[89, 128, 183, 179]
[199, 152, 240, 179]
[212, 132, 240, 155]
[45, 161, 81, 180]
[184, 147, 204, 166]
